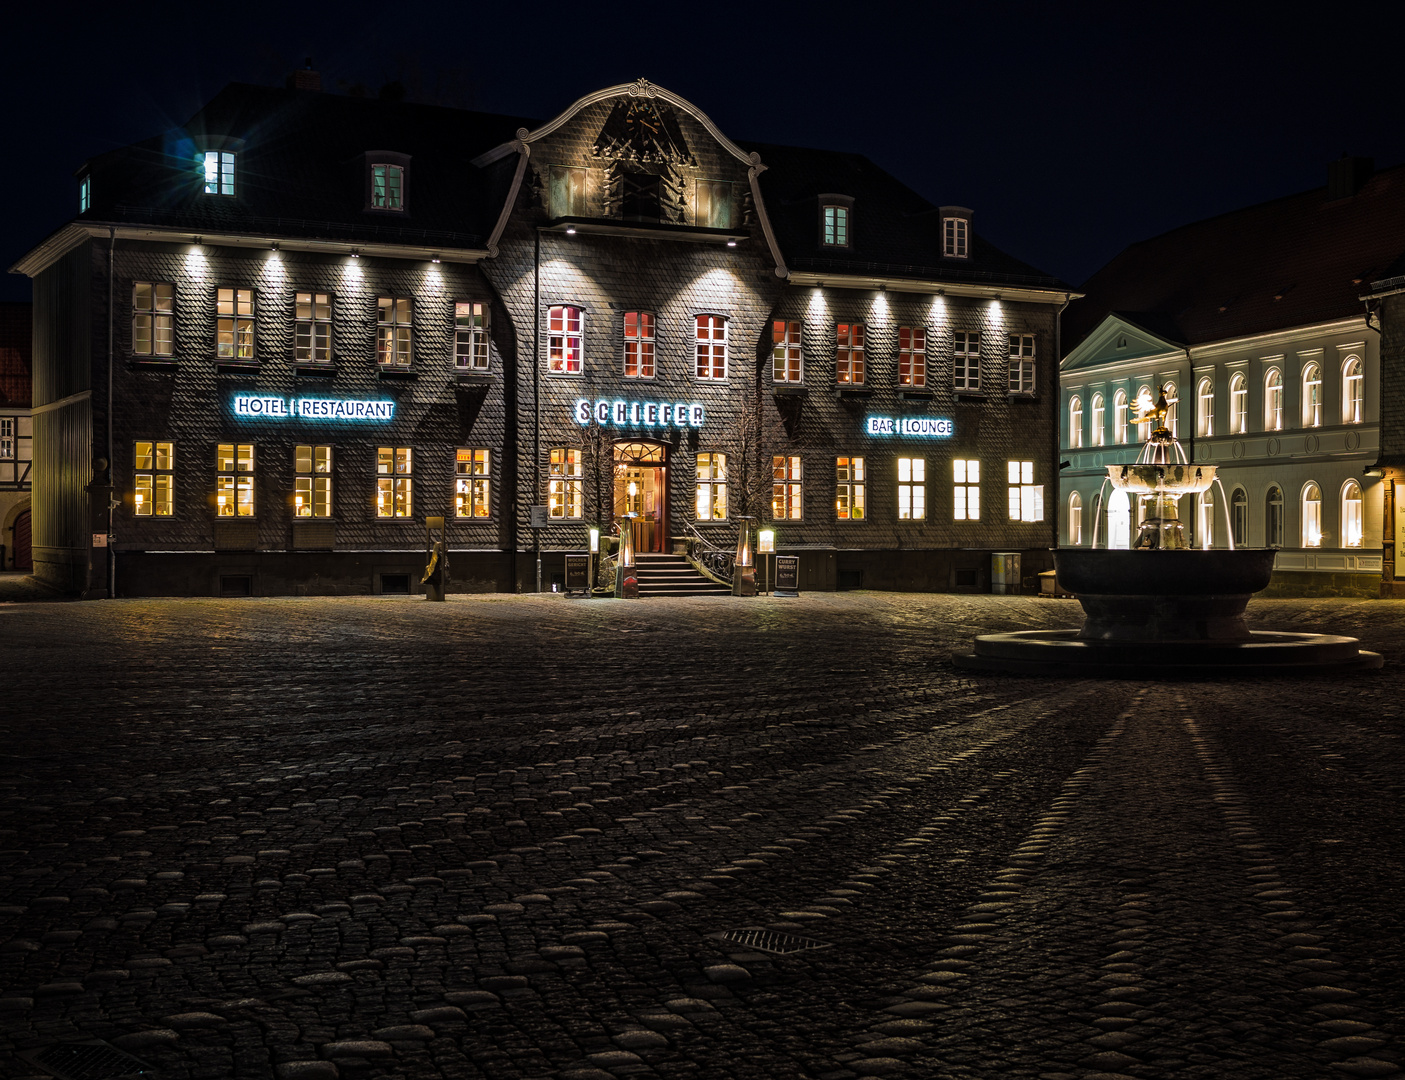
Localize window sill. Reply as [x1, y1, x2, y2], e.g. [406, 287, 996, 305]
[296, 364, 338, 377]
[899, 389, 934, 399]
[1007, 392, 1038, 402]
[772, 384, 808, 397]
[215, 360, 260, 373]
[954, 390, 986, 400]
[377, 367, 418, 380]
[837, 386, 873, 398]
[126, 357, 180, 370]
[455, 372, 494, 387]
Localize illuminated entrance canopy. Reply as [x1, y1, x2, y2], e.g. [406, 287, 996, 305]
[575, 398, 705, 429]
[866, 415, 953, 437]
[232, 395, 396, 421]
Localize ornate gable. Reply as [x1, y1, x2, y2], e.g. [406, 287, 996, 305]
[592, 97, 696, 167]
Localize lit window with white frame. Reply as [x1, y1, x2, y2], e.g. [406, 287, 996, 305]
[954, 331, 980, 391]
[623, 312, 655, 378]
[0, 418, 12, 459]
[1197, 378, 1214, 437]
[696, 452, 728, 520]
[203, 151, 235, 196]
[548, 448, 583, 519]
[1068, 396, 1083, 449]
[1231, 488, 1247, 546]
[1342, 480, 1363, 548]
[1230, 373, 1248, 434]
[294, 445, 332, 518]
[1136, 385, 1153, 442]
[943, 217, 968, 257]
[953, 459, 980, 520]
[1197, 490, 1215, 549]
[216, 443, 254, 517]
[1007, 460, 1043, 521]
[455, 302, 490, 371]
[134, 441, 173, 516]
[822, 205, 849, 247]
[377, 298, 413, 367]
[836, 456, 865, 520]
[1302, 482, 1322, 547]
[133, 282, 174, 357]
[773, 320, 802, 382]
[1266, 485, 1284, 547]
[1343, 357, 1363, 423]
[695, 315, 727, 379]
[1264, 368, 1283, 431]
[1114, 389, 1129, 444]
[371, 164, 404, 210]
[773, 455, 802, 519]
[898, 327, 926, 388]
[1091, 393, 1105, 446]
[295, 292, 332, 363]
[79, 176, 90, 213]
[1302, 363, 1322, 427]
[376, 447, 412, 518]
[455, 448, 491, 518]
[1162, 382, 1178, 438]
[1008, 334, 1035, 394]
[897, 457, 926, 520]
[836, 323, 865, 385]
[1069, 490, 1083, 545]
[216, 288, 255, 360]
[548, 305, 583, 374]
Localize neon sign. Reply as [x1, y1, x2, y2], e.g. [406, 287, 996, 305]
[574, 398, 705, 429]
[232, 395, 395, 421]
[866, 416, 953, 437]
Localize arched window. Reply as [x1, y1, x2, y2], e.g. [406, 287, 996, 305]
[1264, 368, 1283, 431]
[1266, 486, 1284, 547]
[1162, 382, 1178, 438]
[1231, 488, 1247, 547]
[1091, 393, 1105, 446]
[1108, 490, 1131, 549]
[1197, 490, 1215, 549]
[1230, 373, 1247, 434]
[1341, 480, 1363, 548]
[1136, 385, 1153, 442]
[1114, 389, 1129, 444]
[1302, 363, 1321, 428]
[1301, 483, 1322, 547]
[1068, 396, 1083, 449]
[1342, 357, 1364, 424]
[1068, 491, 1083, 545]
[1197, 378, 1214, 437]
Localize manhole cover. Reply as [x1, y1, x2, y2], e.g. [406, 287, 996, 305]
[20, 1040, 154, 1079]
[714, 928, 831, 955]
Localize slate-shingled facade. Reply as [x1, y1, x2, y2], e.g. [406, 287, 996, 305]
[12, 76, 1073, 597]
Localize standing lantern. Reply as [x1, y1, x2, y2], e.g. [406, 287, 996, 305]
[615, 513, 639, 598]
[757, 527, 776, 595]
[422, 515, 449, 601]
[733, 516, 756, 597]
[588, 525, 601, 597]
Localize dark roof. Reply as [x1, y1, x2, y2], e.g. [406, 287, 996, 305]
[0, 302, 31, 408]
[1065, 162, 1405, 353]
[745, 141, 1070, 291]
[80, 84, 538, 250]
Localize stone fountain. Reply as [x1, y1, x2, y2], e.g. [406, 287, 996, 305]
[956, 390, 1381, 675]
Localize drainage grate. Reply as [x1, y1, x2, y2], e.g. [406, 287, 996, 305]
[714, 927, 831, 955]
[20, 1040, 154, 1079]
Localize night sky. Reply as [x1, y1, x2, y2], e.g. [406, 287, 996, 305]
[3, 2, 1401, 304]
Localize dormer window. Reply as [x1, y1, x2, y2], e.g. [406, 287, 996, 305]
[823, 205, 850, 247]
[371, 164, 404, 210]
[203, 151, 236, 196]
[943, 216, 968, 257]
[549, 165, 587, 218]
[79, 175, 90, 213]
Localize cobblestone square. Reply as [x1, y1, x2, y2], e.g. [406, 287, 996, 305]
[1, 592, 1402, 1080]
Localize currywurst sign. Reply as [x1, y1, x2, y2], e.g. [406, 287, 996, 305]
[866, 415, 953, 437]
[574, 398, 705, 429]
[232, 395, 395, 421]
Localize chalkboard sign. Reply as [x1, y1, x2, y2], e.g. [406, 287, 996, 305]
[774, 555, 800, 596]
[564, 553, 591, 593]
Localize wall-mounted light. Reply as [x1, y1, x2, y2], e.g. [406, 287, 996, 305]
[726, 239, 737, 248]
[192, 236, 203, 247]
[565, 225, 577, 236]
[878, 282, 887, 293]
[270, 241, 279, 252]
[350, 249, 360, 259]
[431, 254, 442, 264]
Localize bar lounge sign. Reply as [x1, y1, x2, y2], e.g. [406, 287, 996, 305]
[232, 395, 396, 421]
[575, 398, 706, 429]
[865, 415, 953, 437]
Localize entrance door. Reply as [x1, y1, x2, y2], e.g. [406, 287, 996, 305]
[613, 442, 667, 553]
[13, 509, 31, 570]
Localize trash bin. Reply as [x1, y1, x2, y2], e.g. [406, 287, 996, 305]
[991, 552, 1021, 595]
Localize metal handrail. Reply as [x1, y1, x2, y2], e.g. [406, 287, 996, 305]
[683, 520, 735, 584]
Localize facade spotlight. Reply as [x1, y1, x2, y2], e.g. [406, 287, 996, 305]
[726, 239, 737, 247]
[431, 254, 442, 263]
[270, 241, 279, 251]
[565, 225, 577, 235]
[350, 249, 360, 259]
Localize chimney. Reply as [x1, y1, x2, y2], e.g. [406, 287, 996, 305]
[286, 58, 322, 92]
[1327, 154, 1373, 200]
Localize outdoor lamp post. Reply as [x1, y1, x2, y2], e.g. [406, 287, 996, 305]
[733, 516, 757, 597]
[588, 525, 601, 597]
[758, 526, 776, 595]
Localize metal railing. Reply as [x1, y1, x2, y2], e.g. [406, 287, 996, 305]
[683, 521, 734, 584]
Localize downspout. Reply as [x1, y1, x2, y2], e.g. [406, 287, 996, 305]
[107, 227, 116, 599]
[533, 227, 541, 593]
[1053, 292, 1071, 554]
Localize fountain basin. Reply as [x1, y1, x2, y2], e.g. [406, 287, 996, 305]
[1106, 462, 1217, 495]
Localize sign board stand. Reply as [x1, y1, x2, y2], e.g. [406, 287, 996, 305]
[564, 553, 591, 597]
[774, 554, 800, 597]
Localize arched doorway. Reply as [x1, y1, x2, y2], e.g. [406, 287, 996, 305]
[13, 509, 31, 571]
[614, 441, 668, 553]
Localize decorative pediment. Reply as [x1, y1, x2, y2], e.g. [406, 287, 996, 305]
[1062, 312, 1184, 372]
[592, 98, 696, 166]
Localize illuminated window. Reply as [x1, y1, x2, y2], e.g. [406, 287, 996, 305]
[1197, 378, 1214, 437]
[1264, 368, 1283, 431]
[134, 441, 173, 517]
[899, 327, 926, 388]
[371, 164, 404, 210]
[79, 176, 90, 213]
[216, 443, 254, 517]
[376, 447, 412, 518]
[1197, 490, 1215, 549]
[549, 306, 583, 374]
[623, 312, 655, 378]
[455, 302, 490, 371]
[455, 448, 491, 518]
[696, 452, 728, 520]
[549, 166, 587, 218]
[954, 331, 980, 392]
[1302, 363, 1321, 427]
[1342, 480, 1363, 548]
[1162, 382, 1178, 438]
[1068, 396, 1083, 449]
[1230, 373, 1247, 434]
[897, 457, 926, 520]
[295, 292, 332, 364]
[773, 320, 802, 383]
[203, 150, 235, 196]
[548, 448, 583, 518]
[1266, 485, 1284, 547]
[822, 205, 849, 247]
[1068, 490, 1082, 545]
[1231, 488, 1248, 546]
[1007, 460, 1043, 522]
[133, 282, 174, 357]
[1343, 357, 1363, 423]
[377, 298, 413, 367]
[695, 315, 727, 380]
[943, 217, 968, 257]
[836, 323, 865, 385]
[294, 445, 332, 518]
[953, 459, 980, 521]
[0, 418, 11, 460]
[1114, 389, 1129, 444]
[1301, 482, 1322, 547]
[1135, 385, 1153, 442]
[696, 180, 732, 229]
[216, 288, 255, 360]
[773, 455, 802, 519]
[1008, 334, 1035, 394]
[836, 456, 865, 520]
[1091, 393, 1105, 446]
